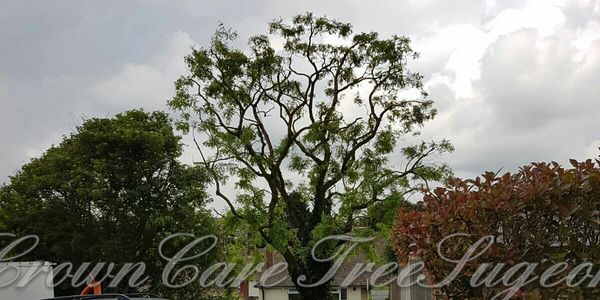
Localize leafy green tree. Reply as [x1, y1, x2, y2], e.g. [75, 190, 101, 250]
[169, 13, 452, 299]
[392, 157, 600, 299]
[0, 110, 219, 299]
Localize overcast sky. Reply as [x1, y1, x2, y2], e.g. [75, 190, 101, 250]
[1, 0, 599, 187]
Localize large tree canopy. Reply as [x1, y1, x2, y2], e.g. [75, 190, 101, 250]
[0, 110, 219, 299]
[170, 13, 452, 299]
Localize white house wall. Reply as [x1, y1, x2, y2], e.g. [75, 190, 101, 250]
[347, 287, 363, 300]
[258, 287, 287, 300]
[249, 281, 260, 298]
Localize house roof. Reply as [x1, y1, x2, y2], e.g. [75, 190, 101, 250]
[254, 238, 395, 288]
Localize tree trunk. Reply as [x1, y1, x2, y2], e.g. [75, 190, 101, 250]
[288, 259, 333, 300]
[297, 286, 332, 300]
[281, 192, 336, 300]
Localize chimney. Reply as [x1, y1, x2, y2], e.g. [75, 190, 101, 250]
[266, 248, 275, 268]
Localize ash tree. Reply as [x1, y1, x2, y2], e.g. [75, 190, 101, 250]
[169, 13, 452, 299]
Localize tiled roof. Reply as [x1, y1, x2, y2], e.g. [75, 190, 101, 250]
[255, 238, 395, 288]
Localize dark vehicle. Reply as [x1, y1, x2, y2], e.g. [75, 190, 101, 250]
[41, 294, 169, 300]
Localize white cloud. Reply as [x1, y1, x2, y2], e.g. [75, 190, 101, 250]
[484, 0, 567, 37]
[416, 0, 600, 176]
[1, 0, 599, 186]
[85, 0, 600, 179]
[415, 0, 573, 100]
[89, 31, 195, 112]
[583, 140, 600, 159]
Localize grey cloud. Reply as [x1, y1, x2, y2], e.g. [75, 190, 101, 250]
[426, 25, 600, 177]
[0, 0, 598, 187]
[0, 0, 489, 183]
[477, 28, 600, 130]
[563, 0, 600, 26]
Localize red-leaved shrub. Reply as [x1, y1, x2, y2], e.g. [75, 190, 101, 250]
[392, 158, 600, 299]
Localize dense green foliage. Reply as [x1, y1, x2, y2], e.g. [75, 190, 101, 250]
[170, 13, 452, 299]
[0, 110, 220, 299]
[392, 157, 600, 299]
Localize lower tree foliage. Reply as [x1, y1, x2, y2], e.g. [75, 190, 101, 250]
[0, 110, 225, 299]
[392, 157, 600, 299]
